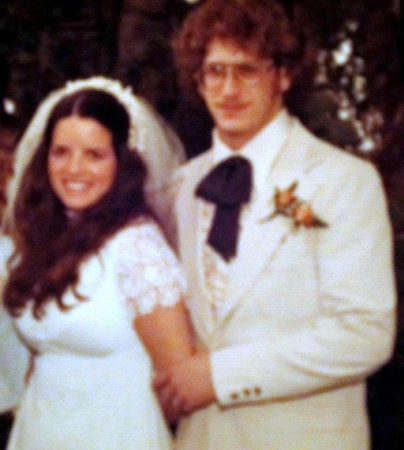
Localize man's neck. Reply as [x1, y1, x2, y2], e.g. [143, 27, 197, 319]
[217, 109, 286, 151]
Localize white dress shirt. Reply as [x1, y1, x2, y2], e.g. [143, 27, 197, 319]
[201, 110, 293, 315]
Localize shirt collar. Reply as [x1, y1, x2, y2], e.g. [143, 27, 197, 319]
[211, 109, 292, 193]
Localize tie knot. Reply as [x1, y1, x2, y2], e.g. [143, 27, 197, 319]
[196, 156, 252, 206]
[195, 156, 253, 261]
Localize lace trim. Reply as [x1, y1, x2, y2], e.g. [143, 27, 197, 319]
[115, 219, 186, 317]
[200, 202, 229, 309]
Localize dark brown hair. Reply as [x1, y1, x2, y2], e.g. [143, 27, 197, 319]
[4, 88, 150, 318]
[172, 0, 302, 101]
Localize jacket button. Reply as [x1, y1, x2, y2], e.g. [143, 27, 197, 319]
[243, 388, 251, 397]
[230, 392, 239, 401]
[254, 387, 262, 396]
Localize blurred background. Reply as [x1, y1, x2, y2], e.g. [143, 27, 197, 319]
[0, 1, 403, 448]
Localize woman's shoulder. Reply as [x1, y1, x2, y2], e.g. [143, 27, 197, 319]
[114, 215, 164, 241]
[104, 215, 169, 256]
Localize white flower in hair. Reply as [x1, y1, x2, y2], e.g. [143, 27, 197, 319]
[3, 76, 185, 231]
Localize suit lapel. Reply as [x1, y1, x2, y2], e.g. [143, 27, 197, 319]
[179, 153, 218, 336]
[217, 120, 324, 321]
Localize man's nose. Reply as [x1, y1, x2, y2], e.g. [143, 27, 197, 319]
[221, 68, 241, 94]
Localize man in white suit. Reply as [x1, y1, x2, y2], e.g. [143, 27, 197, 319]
[154, 1, 397, 448]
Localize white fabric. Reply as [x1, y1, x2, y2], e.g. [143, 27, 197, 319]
[2, 76, 186, 232]
[212, 109, 291, 196]
[116, 222, 186, 316]
[202, 109, 292, 312]
[0, 235, 29, 413]
[6, 219, 185, 450]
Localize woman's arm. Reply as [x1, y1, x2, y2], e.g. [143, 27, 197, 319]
[134, 301, 194, 371]
[135, 301, 194, 424]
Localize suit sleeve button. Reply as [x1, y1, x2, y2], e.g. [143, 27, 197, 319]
[254, 387, 262, 396]
[230, 392, 239, 401]
[243, 389, 251, 397]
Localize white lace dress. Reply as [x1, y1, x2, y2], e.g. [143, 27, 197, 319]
[6, 218, 186, 450]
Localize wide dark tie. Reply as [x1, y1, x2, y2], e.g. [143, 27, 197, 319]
[195, 156, 252, 261]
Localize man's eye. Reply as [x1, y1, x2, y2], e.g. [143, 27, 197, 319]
[238, 64, 259, 77]
[206, 64, 225, 76]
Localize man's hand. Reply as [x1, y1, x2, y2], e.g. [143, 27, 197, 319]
[153, 350, 215, 424]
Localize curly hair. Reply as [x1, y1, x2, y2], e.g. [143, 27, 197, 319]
[172, 0, 302, 102]
[4, 89, 150, 318]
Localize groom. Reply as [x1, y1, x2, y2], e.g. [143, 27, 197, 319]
[154, 1, 396, 448]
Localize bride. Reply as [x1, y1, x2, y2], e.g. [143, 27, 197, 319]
[0, 77, 192, 449]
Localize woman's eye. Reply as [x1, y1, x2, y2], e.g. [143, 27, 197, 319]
[49, 146, 67, 157]
[87, 149, 105, 160]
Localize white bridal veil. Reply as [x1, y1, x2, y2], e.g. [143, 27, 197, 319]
[3, 76, 186, 229]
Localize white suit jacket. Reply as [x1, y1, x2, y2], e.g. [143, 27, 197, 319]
[170, 118, 396, 450]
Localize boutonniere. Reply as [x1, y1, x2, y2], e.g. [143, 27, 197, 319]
[261, 182, 328, 228]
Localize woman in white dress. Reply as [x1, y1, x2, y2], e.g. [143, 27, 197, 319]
[1, 78, 193, 450]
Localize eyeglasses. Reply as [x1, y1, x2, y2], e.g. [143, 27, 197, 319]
[197, 62, 274, 89]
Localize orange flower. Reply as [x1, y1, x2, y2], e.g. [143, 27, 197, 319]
[293, 203, 315, 227]
[274, 182, 297, 209]
[261, 182, 328, 228]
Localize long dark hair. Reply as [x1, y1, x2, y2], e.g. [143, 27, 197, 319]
[4, 88, 150, 318]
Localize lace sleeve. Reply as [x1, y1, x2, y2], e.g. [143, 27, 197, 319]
[114, 220, 187, 317]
